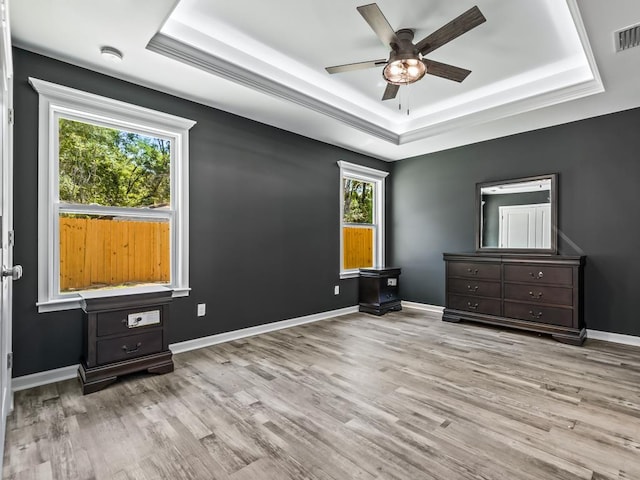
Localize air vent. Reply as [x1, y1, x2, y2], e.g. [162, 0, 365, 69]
[615, 24, 640, 52]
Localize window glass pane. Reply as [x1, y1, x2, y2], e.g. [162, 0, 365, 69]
[58, 118, 171, 208]
[59, 213, 170, 293]
[343, 178, 374, 224]
[343, 225, 374, 270]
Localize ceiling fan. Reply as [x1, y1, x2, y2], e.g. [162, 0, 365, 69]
[325, 3, 486, 101]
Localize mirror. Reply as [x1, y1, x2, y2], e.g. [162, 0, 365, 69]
[476, 174, 557, 253]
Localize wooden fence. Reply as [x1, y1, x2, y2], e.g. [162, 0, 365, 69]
[59, 216, 170, 292]
[343, 226, 374, 270]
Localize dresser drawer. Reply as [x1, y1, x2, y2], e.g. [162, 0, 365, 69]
[504, 284, 573, 306]
[96, 331, 163, 365]
[97, 309, 162, 337]
[448, 262, 500, 280]
[504, 264, 573, 286]
[448, 278, 501, 298]
[504, 302, 573, 327]
[449, 294, 501, 316]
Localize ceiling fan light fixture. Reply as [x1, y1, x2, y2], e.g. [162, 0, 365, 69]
[383, 56, 426, 85]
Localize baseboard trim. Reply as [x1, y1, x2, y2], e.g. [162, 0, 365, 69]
[12, 364, 79, 392]
[401, 301, 445, 318]
[586, 329, 640, 347]
[169, 305, 358, 355]
[11, 305, 359, 392]
[401, 301, 640, 347]
[16, 306, 637, 392]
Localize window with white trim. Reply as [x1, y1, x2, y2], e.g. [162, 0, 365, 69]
[30, 78, 196, 312]
[338, 161, 388, 278]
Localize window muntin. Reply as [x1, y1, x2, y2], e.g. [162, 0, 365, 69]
[338, 161, 387, 278]
[31, 77, 195, 312]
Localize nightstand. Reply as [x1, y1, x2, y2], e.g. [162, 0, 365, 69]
[359, 267, 402, 315]
[77, 286, 174, 394]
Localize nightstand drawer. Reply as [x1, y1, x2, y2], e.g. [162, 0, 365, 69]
[504, 264, 573, 285]
[448, 278, 501, 298]
[448, 262, 500, 280]
[97, 309, 162, 337]
[449, 294, 501, 316]
[97, 331, 163, 365]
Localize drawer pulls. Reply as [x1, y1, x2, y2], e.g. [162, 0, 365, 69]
[122, 342, 143, 354]
[467, 268, 479, 275]
[529, 271, 544, 279]
[528, 291, 543, 299]
[467, 285, 479, 292]
[528, 310, 543, 319]
[467, 302, 479, 310]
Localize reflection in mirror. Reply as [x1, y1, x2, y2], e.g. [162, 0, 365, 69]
[477, 174, 557, 252]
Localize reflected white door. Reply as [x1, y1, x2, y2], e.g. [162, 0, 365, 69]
[499, 203, 551, 248]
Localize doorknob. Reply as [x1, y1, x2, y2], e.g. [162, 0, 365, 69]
[2, 265, 22, 280]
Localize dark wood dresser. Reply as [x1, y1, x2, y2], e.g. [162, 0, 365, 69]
[359, 267, 402, 315]
[443, 253, 585, 345]
[78, 287, 174, 394]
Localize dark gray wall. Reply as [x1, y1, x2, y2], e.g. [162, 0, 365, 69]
[482, 190, 550, 247]
[12, 48, 391, 377]
[391, 108, 640, 336]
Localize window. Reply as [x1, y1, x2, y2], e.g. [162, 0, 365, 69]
[338, 161, 388, 278]
[30, 78, 196, 312]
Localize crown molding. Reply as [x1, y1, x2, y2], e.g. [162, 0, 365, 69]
[148, 15, 602, 149]
[146, 33, 399, 144]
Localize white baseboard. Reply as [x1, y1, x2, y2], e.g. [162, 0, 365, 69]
[169, 305, 358, 354]
[12, 364, 79, 392]
[401, 301, 640, 347]
[586, 329, 640, 347]
[14, 305, 638, 392]
[11, 305, 359, 392]
[401, 301, 444, 318]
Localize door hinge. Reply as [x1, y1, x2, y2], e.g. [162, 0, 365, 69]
[7, 352, 12, 369]
[8, 108, 13, 126]
[8, 230, 14, 246]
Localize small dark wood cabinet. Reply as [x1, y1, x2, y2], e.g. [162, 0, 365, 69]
[78, 288, 174, 394]
[359, 267, 402, 315]
[443, 253, 585, 345]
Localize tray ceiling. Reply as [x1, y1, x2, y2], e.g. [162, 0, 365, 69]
[10, 1, 640, 160]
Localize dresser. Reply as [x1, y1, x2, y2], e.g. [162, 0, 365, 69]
[77, 287, 174, 394]
[443, 253, 585, 345]
[359, 267, 402, 315]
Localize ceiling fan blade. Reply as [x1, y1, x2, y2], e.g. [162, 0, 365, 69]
[357, 3, 399, 47]
[326, 59, 387, 74]
[415, 6, 486, 55]
[423, 59, 471, 83]
[382, 83, 399, 101]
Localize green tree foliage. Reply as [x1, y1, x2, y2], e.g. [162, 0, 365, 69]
[343, 178, 373, 223]
[58, 119, 171, 208]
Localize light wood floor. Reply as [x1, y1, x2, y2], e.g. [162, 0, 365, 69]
[4, 309, 640, 479]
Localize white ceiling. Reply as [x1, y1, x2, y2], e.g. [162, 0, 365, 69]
[10, 0, 640, 161]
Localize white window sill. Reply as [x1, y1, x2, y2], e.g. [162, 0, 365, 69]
[340, 271, 360, 279]
[37, 285, 190, 313]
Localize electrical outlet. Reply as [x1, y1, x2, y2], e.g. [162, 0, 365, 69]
[197, 303, 206, 317]
[334, 285, 340, 295]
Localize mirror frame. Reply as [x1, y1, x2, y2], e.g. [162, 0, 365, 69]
[476, 173, 558, 254]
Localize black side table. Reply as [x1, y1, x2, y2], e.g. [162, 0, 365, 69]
[77, 286, 174, 394]
[359, 267, 402, 315]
